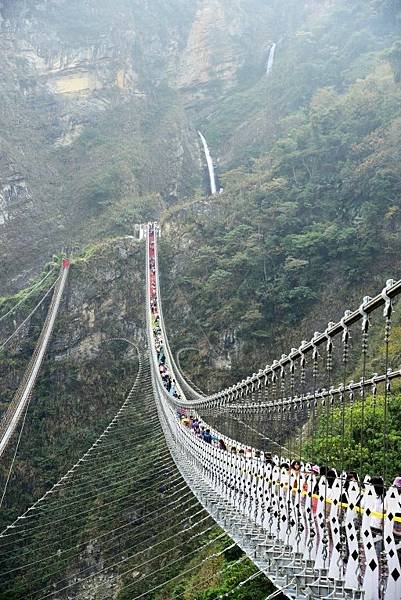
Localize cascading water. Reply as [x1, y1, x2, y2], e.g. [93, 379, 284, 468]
[266, 42, 276, 76]
[198, 131, 217, 196]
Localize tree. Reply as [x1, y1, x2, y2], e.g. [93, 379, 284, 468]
[303, 395, 401, 482]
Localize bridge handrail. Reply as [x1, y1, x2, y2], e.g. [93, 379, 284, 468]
[150, 223, 401, 410]
[206, 367, 401, 412]
[150, 337, 401, 600]
[151, 228, 203, 403]
[146, 225, 261, 457]
[147, 222, 401, 599]
[0, 260, 70, 458]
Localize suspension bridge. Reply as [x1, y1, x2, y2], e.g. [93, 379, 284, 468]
[0, 226, 400, 599]
[0, 259, 70, 459]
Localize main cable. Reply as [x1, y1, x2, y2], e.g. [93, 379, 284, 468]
[0, 268, 57, 323]
[0, 279, 59, 350]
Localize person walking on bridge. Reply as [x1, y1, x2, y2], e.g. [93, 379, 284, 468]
[203, 429, 212, 444]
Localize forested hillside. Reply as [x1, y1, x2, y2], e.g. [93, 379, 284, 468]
[2, 1, 401, 598]
[161, 0, 401, 390]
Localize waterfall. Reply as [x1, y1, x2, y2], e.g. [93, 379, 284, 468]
[266, 42, 276, 76]
[198, 131, 217, 196]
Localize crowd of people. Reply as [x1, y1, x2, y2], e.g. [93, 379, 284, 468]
[149, 226, 181, 402]
[178, 413, 224, 446]
[148, 224, 401, 549]
[180, 412, 401, 503]
[177, 410, 401, 547]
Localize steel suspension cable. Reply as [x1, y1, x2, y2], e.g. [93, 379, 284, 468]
[0, 372, 196, 588]
[0, 482, 191, 550]
[34, 517, 216, 599]
[12, 447, 174, 519]
[1, 503, 209, 582]
[37, 528, 229, 599]
[6, 436, 170, 516]
[220, 570, 264, 598]
[3, 502, 210, 598]
[228, 414, 290, 454]
[0, 279, 59, 351]
[0, 268, 57, 323]
[54, 427, 166, 466]
[1, 462, 180, 542]
[0, 344, 146, 538]
[128, 540, 237, 600]
[263, 580, 297, 600]
[0, 481, 192, 569]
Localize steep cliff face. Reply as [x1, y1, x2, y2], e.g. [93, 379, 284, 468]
[2, 0, 331, 294]
[0, 157, 31, 227]
[0, 237, 145, 528]
[0, 0, 202, 293]
[176, 0, 244, 99]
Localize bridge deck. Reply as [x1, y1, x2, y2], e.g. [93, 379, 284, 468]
[146, 222, 401, 600]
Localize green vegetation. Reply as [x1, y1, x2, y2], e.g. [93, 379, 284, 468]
[79, 193, 165, 243]
[0, 258, 59, 315]
[0, 238, 144, 531]
[166, 75, 401, 336]
[154, 542, 278, 600]
[161, 0, 401, 388]
[304, 394, 401, 481]
[4, 0, 401, 597]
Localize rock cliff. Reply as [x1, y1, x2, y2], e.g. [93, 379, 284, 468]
[0, 236, 145, 529]
[0, 0, 316, 293]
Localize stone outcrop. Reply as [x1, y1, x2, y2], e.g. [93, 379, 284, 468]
[0, 0, 334, 293]
[0, 164, 32, 226]
[0, 0, 201, 292]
